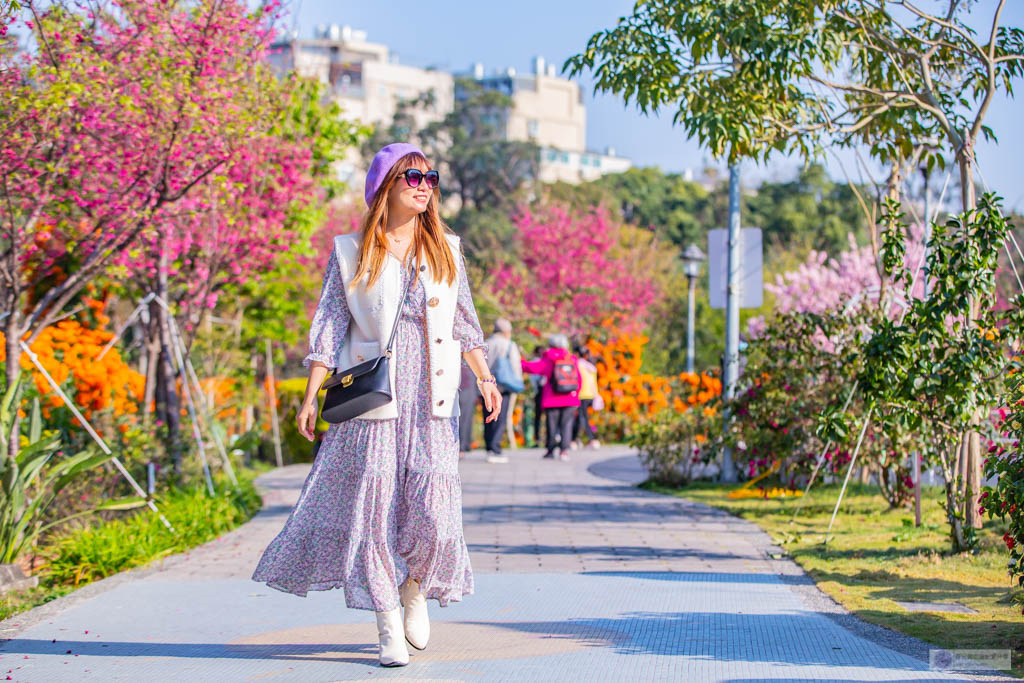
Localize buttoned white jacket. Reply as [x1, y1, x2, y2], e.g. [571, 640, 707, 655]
[333, 232, 463, 420]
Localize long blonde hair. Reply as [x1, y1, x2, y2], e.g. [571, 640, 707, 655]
[352, 152, 457, 290]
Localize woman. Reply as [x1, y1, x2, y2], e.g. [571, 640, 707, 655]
[521, 334, 581, 461]
[252, 143, 501, 668]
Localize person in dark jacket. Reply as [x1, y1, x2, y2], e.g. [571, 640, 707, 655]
[482, 318, 522, 463]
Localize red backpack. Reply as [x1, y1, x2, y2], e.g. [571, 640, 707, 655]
[551, 355, 579, 394]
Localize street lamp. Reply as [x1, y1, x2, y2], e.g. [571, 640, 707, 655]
[681, 244, 706, 374]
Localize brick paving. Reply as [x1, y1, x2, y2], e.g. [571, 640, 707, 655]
[0, 445, 1011, 681]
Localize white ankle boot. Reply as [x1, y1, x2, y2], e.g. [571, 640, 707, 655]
[399, 577, 430, 650]
[375, 608, 409, 667]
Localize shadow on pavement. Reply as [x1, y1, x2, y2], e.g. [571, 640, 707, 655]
[586, 453, 648, 484]
[462, 500, 728, 525]
[580, 570, 800, 584]
[0, 610, 925, 670]
[457, 611, 930, 669]
[723, 679, 957, 683]
[466, 544, 751, 563]
[460, 481, 655, 499]
[0, 639, 377, 665]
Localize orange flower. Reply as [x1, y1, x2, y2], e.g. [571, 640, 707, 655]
[1, 320, 145, 424]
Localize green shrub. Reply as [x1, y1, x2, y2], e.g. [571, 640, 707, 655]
[0, 373, 135, 565]
[629, 409, 714, 486]
[42, 477, 261, 587]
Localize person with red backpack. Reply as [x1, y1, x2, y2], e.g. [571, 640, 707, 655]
[520, 333, 581, 461]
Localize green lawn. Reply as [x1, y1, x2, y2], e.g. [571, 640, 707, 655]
[643, 479, 1023, 676]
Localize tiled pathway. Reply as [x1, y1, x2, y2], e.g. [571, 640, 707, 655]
[0, 446, 1010, 681]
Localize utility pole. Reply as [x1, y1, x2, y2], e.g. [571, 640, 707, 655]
[720, 162, 741, 483]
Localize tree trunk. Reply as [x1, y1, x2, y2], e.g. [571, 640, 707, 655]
[156, 311, 182, 475]
[955, 429, 968, 519]
[141, 336, 160, 428]
[954, 137, 984, 535]
[945, 477, 968, 551]
[941, 438, 968, 551]
[4, 307, 22, 460]
[965, 430, 983, 529]
[155, 240, 182, 475]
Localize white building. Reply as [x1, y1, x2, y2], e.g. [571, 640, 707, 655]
[267, 27, 630, 186]
[267, 25, 454, 183]
[461, 56, 632, 183]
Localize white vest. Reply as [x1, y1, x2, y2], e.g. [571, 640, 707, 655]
[333, 232, 463, 420]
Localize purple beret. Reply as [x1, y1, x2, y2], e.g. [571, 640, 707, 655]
[364, 142, 425, 207]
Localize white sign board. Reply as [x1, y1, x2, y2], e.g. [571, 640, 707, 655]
[708, 227, 763, 309]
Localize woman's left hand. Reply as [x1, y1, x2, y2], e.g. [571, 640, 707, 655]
[480, 382, 503, 422]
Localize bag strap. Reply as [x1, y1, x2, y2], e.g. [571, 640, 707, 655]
[383, 261, 424, 356]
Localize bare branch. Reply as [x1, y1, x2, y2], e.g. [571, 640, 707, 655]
[989, 0, 1006, 61]
[898, 0, 986, 62]
[969, 0, 1006, 146]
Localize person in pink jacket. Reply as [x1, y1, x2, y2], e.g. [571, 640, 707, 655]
[521, 333, 581, 461]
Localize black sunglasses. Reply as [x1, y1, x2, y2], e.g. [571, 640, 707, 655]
[402, 168, 440, 190]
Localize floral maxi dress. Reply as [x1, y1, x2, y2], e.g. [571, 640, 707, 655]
[252, 249, 485, 612]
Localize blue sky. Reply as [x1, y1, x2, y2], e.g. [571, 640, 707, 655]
[285, 0, 1024, 211]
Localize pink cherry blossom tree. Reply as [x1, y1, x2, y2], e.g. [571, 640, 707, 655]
[491, 203, 666, 337]
[0, 0, 304, 457]
[746, 225, 927, 340]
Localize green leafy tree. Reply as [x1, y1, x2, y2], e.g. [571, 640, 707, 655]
[550, 163, 870, 254]
[364, 77, 539, 213]
[425, 78, 539, 212]
[747, 164, 870, 254]
[859, 195, 1019, 550]
[547, 167, 715, 249]
[229, 75, 368, 352]
[567, 0, 1024, 529]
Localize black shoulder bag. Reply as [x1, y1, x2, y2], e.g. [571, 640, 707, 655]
[319, 262, 424, 423]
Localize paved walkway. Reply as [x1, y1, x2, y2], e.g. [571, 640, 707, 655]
[0, 446, 1012, 681]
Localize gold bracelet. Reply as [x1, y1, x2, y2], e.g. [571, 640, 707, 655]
[476, 376, 497, 386]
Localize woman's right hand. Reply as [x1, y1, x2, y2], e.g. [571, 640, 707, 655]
[297, 400, 318, 442]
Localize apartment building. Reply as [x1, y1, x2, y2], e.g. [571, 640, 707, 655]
[267, 26, 630, 185]
[460, 57, 630, 183]
[267, 25, 454, 183]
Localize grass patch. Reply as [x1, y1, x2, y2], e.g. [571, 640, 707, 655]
[0, 471, 263, 622]
[643, 479, 1024, 676]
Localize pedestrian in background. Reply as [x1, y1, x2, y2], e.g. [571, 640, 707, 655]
[483, 318, 523, 463]
[458, 362, 479, 458]
[521, 334, 581, 461]
[527, 343, 546, 447]
[572, 345, 600, 450]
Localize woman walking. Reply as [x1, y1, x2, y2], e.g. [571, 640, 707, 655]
[521, 334, 581, 460]
[252, 143, 501, 668]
